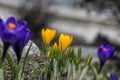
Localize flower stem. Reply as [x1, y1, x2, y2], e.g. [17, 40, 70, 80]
[98, 60, 105, 73]
[79, 66, 88, 80]
[53, 59, 57, 80]
[67, 61, 72, 80]
[73, 65, 79, 80]
[1, 42, 10, 63]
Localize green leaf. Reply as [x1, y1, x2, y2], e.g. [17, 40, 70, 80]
[6, 52, 15, 70]
[56, 48, 62, 62]
[85, 55, 93, 66]
[0, 69, 4, 80]
[17, 68, 23, 80]
[91, 65, 98, 79]
[5, 52, 16, 80]
[78, 45, 82, 58]
[73, 57, 80, 71]
[21, 42, 32, 77]
[67, 47, 75, 64]
[48, 47, 54, 61]
[79, 66, 89, 80]
[42, 42, 47, 53]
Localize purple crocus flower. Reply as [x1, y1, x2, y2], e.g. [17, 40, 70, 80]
[12, 29, 31, 64]
[110, 72, 118, 80]
[41, 73, 46, 80]
[0, 16, 26, 43]
[0, 16, 27, 62]
[97, 43, 115, 72]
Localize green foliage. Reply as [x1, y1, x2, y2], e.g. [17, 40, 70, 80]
[21, 42, 33, 77]
[0, 42, 119, 80]
[0, 69, 4, 80]
[0, 43, 32, 80]
[43, 43, 119, 80]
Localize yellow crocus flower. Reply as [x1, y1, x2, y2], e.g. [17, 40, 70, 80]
[47, 50, 51, 57]
[41, 28, 56, 46]
[59, 34, 73, 53]
[47, 42, 58, 57]
[53, 42, 58, 51]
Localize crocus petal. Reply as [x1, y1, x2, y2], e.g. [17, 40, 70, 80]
[24, 29, 31, 45]
[44, 28, 56, 46]
[12, 29, 31, 64]
[0, 16, 27, 43]
[0, 16, 30, 64]
[18, 20, 27, 27]
[1, 32, 18, 43]
[41, 28, 56, 46]
[98, 43, 115, 62]
[0, 21, 6, 35]
[41, 74, 46, 80]
[110, 72, 118, 80]
[0, 18, 3, 22]
[41, 28, 45, 40]
[97, 43, 115, 72]
[47, 50, 50, 57]
[18, 29, 31, 48]
[16, 20, 27, 31]
[14, 21, 27, 36]
[53, 42, 58, 51]
[59, 34, 73, 53]
[6, 16, 16, 25]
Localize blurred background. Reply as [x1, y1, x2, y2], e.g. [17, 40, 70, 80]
[0, 0, 120, 67]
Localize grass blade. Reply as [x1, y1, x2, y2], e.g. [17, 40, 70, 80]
[21, 42, 32, 77]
